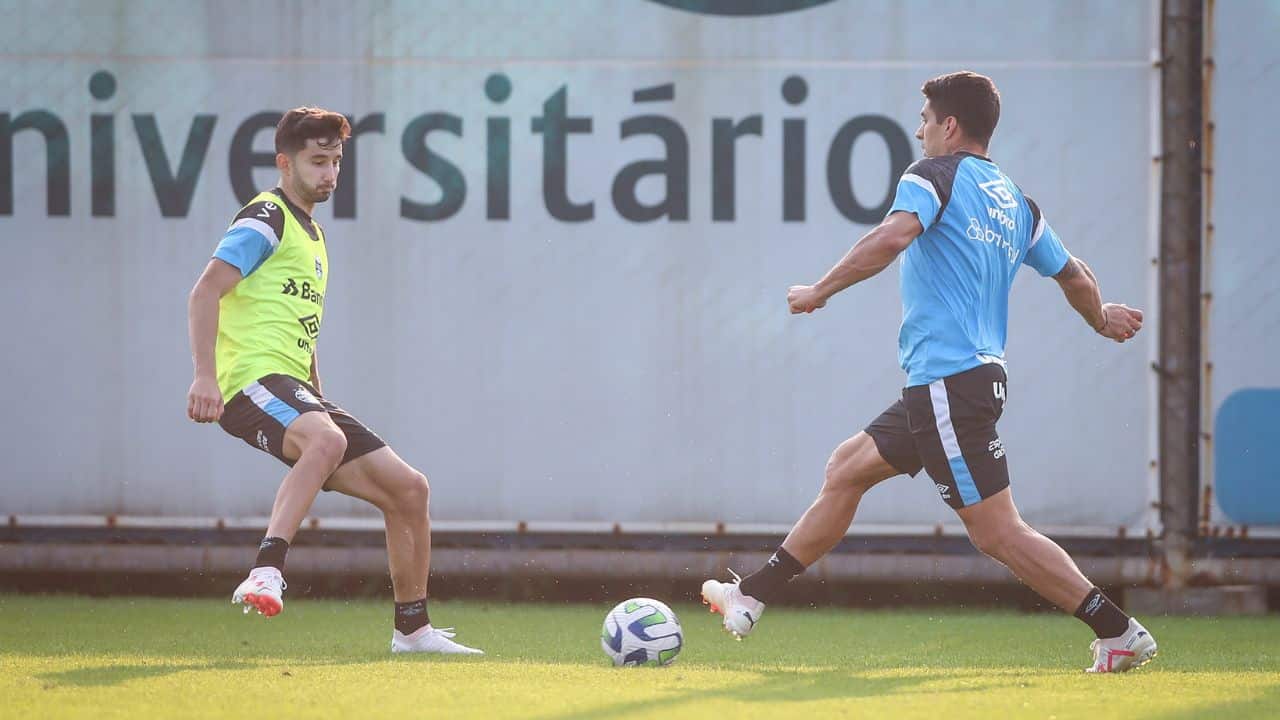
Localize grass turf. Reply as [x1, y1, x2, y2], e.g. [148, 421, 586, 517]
[1, 594, 1278, 719]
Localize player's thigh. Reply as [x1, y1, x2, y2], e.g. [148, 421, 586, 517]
[281, 411, 346, 463]
[825, 431, 901, 494]
[325, 445, 427, 512]
[904, 363, 1009, 510]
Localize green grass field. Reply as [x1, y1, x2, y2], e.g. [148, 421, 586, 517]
[2, 595, 1277, 719]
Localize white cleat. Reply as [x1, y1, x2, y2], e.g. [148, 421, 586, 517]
[1086, 617, 1158, 673]
[231, 566, 286, 618]
[700, 569, 766, 639]
[391, 625, 485, 655]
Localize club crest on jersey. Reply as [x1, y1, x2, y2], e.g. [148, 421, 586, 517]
[314, 257, 323, 280]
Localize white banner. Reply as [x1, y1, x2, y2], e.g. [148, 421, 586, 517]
[0, 0, 1159, 531]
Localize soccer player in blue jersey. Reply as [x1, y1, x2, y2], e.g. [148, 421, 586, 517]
[702, 72, 1156, 673]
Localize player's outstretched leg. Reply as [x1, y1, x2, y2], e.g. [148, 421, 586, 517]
[325, 446, 483, 655]
[957, 488, 1158, 672]
[703, 431, 900, 638]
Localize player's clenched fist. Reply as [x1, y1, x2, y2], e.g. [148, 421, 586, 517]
[1097, 303, 1144, 343]
[187, 375, 224, 423]
[788, 285, 827, 314]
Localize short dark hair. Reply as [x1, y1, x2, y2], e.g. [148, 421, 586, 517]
[274, 107, 351, 155]
[921, 71, 1001, 146]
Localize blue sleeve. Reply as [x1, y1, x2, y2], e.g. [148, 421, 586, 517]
[213, 225, 275, 277]
[887, 173, 942, 230]
[1023, 218, 1071, 277]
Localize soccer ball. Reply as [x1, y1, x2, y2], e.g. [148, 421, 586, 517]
[600, 597, 683, 667]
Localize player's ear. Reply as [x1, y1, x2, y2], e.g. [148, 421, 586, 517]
[944, 115, 959, 139]
[275, 152, 291, 175]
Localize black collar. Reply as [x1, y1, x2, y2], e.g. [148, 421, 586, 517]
[269, 187, 319, 241]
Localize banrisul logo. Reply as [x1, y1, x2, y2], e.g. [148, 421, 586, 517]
[646, 0, 836, 16]
[3, 69, 913, 224]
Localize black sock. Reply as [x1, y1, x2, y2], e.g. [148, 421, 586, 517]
[395, 598, 431, 635]
[1074, 587, 1130, 638]
[737, 547, 806, 604]
[253, 536, 289, 572]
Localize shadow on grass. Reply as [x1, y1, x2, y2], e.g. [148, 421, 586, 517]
[35, 660, 257, 688]
[537, 667, 1017, 720]
[26, 649, 496, 689]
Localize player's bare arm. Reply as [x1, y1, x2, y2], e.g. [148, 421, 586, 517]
[788, 210, 923, 314]
[186, 258, 243, 423]
[1053, 256, 1144, 343]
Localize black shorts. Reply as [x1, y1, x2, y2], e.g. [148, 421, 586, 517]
[218, 374, 386, 476]
[865, 363, 1009, 509]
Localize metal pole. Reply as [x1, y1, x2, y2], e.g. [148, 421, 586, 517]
[1158, 0, 1203, 589]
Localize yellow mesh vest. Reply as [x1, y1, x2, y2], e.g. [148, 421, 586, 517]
[215, 191, 328, 401]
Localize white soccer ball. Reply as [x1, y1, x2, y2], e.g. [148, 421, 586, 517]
[600, 597, 684, 667]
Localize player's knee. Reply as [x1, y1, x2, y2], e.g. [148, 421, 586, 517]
[308, 427, 348, 468]
[396, 470, 430, 514]
[822, 457, 859, 495]
[823, 437, 880, 495]
[967, 522, 1018, 559]
[967, 528, 999, 558]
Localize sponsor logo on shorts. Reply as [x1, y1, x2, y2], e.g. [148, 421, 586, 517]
[988, 438, 1005, 460]
[294, 386, 319, 405]
[936, 483, 952, 500]
[256, 430, 270, 453]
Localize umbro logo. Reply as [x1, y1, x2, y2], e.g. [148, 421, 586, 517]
[298, 314, 321, 340]
[979, 178, 1019, 209]
[1084, 595, 1105, 616]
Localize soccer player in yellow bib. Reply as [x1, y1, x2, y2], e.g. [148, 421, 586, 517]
[186, 107, 481, 655]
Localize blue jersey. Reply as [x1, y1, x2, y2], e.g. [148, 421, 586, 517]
[887, 152, 1071, 386]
